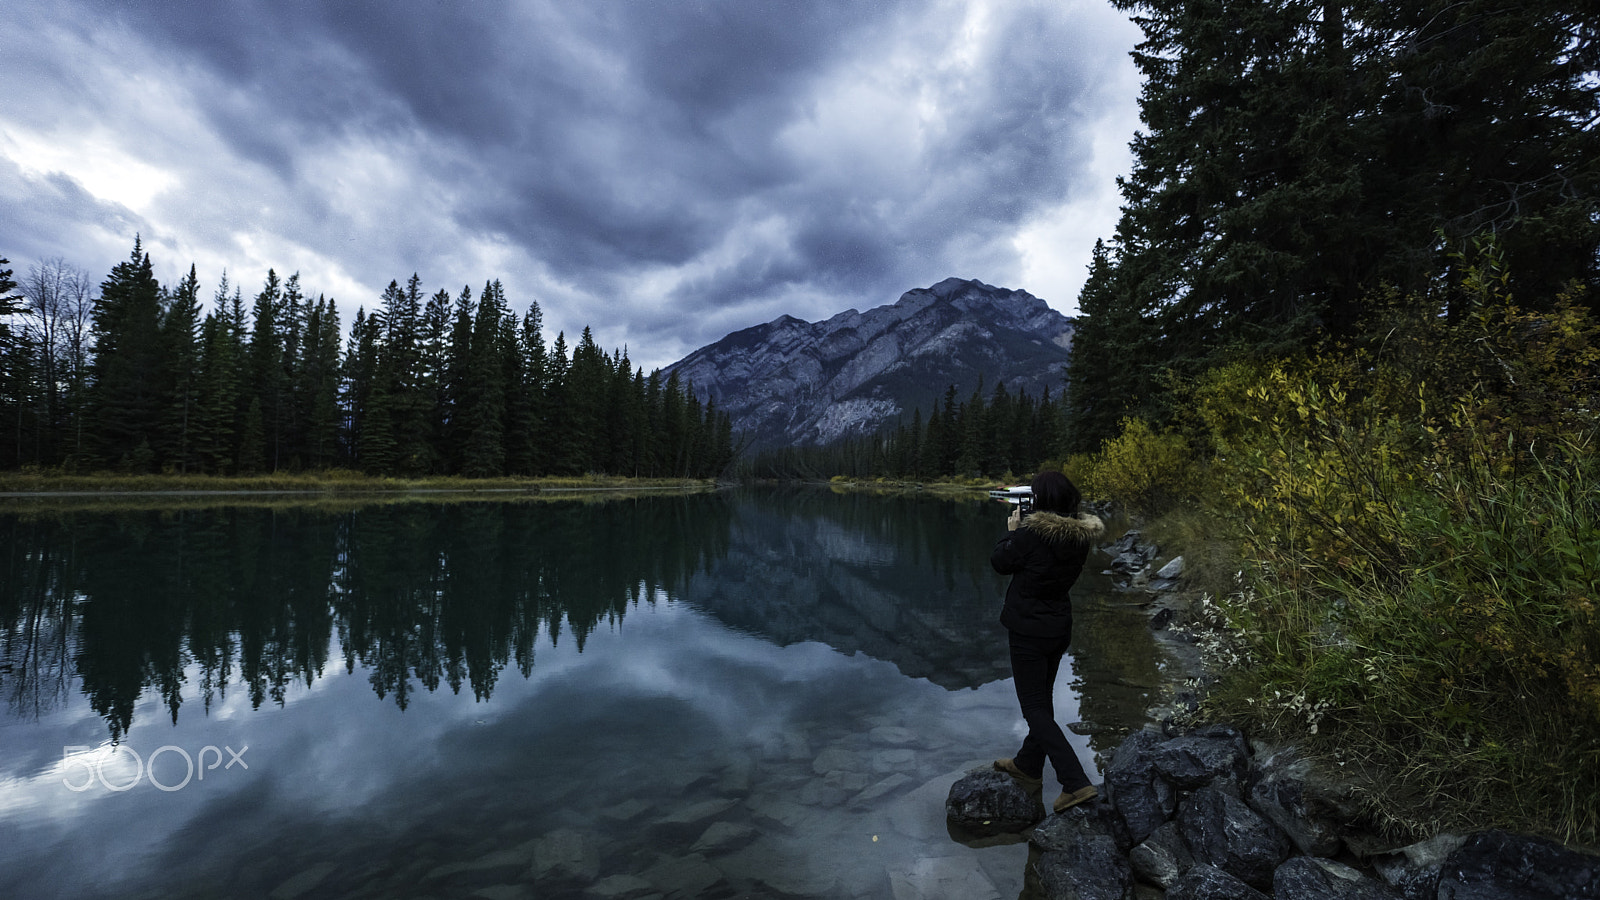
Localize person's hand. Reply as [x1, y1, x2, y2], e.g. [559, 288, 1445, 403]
[1007, 508, 1021, 531]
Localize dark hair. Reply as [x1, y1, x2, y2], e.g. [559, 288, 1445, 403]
[1030, 471, 1081, 515]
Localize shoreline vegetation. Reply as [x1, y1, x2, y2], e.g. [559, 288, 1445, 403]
[1053, 279, 1600, 850]
[0, 471, 719, 511]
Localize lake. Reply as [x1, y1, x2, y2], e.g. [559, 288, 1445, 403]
[0, 487, 1165, 899]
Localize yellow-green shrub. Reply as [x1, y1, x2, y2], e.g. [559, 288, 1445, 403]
[1091, 417, 1200, 518]
[1188, 280, 1600, 843]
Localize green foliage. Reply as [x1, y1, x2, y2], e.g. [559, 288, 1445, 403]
[1085, 418, 1200, 518]
[1065, 0, 1600, 451]
[4, 241, 735, 481]
[1190, 273, 1600, 843]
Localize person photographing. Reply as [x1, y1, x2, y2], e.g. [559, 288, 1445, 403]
[989, 471, 1105, 813]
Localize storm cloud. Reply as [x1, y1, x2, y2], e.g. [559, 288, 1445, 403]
[0, 0, 1141, 369]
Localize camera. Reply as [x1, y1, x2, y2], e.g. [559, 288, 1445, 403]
[987, 486, 1033, 517]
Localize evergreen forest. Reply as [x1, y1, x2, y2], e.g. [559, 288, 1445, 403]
[0, 244, 735, 479]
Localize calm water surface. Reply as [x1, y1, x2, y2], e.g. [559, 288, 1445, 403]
[0, 487, 1165, 900]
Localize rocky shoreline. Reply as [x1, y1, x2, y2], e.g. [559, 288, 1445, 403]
[944, 527, 1600, 900]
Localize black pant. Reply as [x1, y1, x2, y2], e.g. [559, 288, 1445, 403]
[1008, 629, 1092, 791]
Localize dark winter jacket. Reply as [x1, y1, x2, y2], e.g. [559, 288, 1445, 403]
[991, 510, 1105, 638]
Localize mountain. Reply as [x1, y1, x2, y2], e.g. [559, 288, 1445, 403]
[664, 277, 1076, 448]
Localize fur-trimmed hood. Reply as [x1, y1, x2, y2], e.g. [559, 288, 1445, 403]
[1020, 510, 1105, 544]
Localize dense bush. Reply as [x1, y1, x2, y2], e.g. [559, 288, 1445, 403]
[1183, 276, 1600, 844]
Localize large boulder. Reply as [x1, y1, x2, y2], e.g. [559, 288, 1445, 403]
[1273, 856, 1399, 900]
[1152, 724, 1250, 790]
[1032, 807, 1136, 900]
[1245, 744, 1345, 857]
[1435, 829, 1600, 900]
[1104, 729, 1178, 850]
[945, 767, 1046, 836]
[1166, 863, 1271, 900]
[1148, 556, 1185, 591]
[1177, 787, 1292, 890]
[1128, 820, 1195, 889]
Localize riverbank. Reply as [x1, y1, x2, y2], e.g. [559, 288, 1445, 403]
[0, 471, 720, 513]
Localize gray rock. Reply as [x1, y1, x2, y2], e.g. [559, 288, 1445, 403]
[945, 767, 1046, 835]
[470, 886, 535, 900]
[1128, 821, 1195, 889]
[888, 854, 1004, 900]
[1151, 725, 1249, 790]
[1032, 803, 1120, 853]
[585, 874, 656, 899]
[639, 853, 724, 897]
[1105, 730, 1178, 850]
[812, 745, 859, 775]
[1245, 744, 1345, 858]
[650, 798, 738, 834]
[870, 725, 919, 745]
[268, 862, 338, 900]
[690, 821, 758, 855]
[1105, 531, 1159, 576]
[1035, 834, 1136, 900]
[852, 772, 914, 806]
[532, 829, 600, 882]
[1177, 787, 1292, 890]
[1435, 829, 1600, 899]
[1273, 856, 1397, 900]
[1369, 833, 1466, 900]
[1166, 864, 1271, 900]
[1148, 557, 1185, 591]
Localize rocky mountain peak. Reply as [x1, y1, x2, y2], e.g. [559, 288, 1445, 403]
[665, 278, 1076, 448]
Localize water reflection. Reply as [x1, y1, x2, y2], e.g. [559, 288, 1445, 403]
[0, 488, 1164, 900]
[2, 495, 734, 739]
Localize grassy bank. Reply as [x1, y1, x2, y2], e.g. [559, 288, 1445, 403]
[1065, 283, 1600, 846]
[0, 470, 718, 512]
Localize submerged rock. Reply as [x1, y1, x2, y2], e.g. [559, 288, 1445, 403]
[889, 854, 1004, 900]
[945, 767, 1047, 835]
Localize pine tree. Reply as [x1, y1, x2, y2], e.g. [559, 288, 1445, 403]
[88, 238, 168, 469]
[519, 303, 550, 475]
[299, 296, 341, 468]
[193, 274, 244, 473]
[245, 269, 286, 471]
[342, 307, 381, 470]
[441, 286, 476, 473]
[160, 265, 204, 472]
[460, 282, 506, 477]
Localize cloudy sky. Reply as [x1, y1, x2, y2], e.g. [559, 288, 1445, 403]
[1, 0, 1142, 371]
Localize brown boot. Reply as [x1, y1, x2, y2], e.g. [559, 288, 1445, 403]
[993, 758, 1043, 788]
[1053, 785, 1098, 813]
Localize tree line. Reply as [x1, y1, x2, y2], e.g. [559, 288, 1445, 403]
[0, 241, 735, 478]
[1062, 0, 1598, 449]
[744, 380, 1069, 481]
